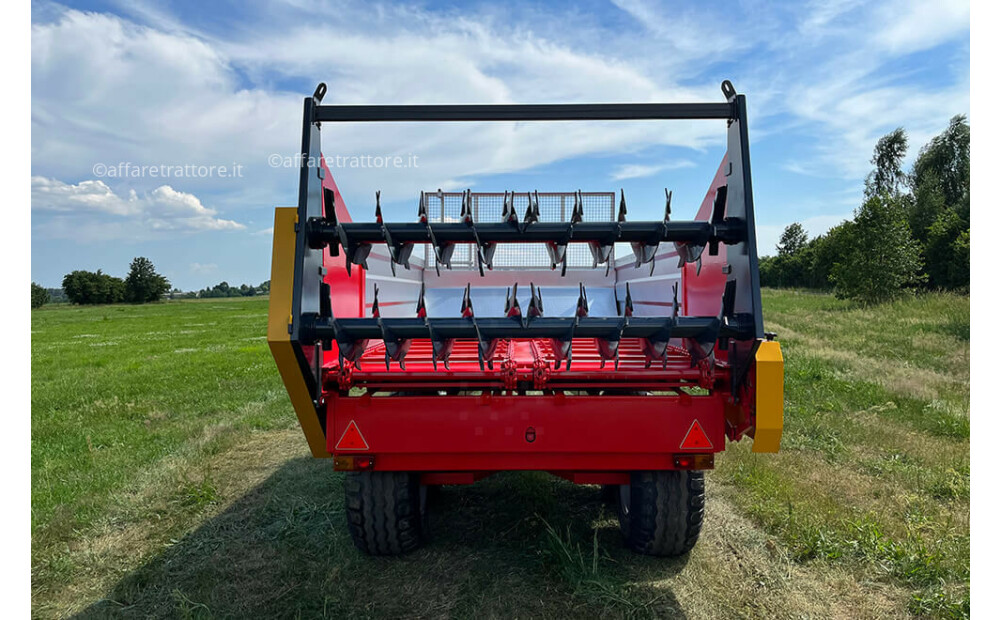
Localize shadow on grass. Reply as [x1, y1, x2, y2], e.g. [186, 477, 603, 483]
[75, 458, 690, 619]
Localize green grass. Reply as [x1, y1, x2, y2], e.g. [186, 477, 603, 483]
[716, 289, 970, 618]
[31, 291, 970, 618]
[31, 298, 288, 537]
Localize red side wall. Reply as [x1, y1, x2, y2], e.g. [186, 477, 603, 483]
[682, 156, 730, 318]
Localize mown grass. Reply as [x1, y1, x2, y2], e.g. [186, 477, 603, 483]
[716, 289, 970, 618]
[31, 299, 293, 593]
[31, 291, 970, 618]
[31, 298, 286, 523]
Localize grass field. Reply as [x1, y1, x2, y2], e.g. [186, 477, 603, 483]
[30, 291, 970, 618]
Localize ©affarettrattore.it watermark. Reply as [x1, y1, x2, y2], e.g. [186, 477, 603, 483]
[92, 162, 245, 178]
[268, 153, 419, 169]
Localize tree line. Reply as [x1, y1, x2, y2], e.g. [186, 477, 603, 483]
[759, 115, 969, 304]
[53, 257, 171, 305]
[31, 256, 270, 308]
[31, 269, 271, 308]
[171, 280, 270, 299]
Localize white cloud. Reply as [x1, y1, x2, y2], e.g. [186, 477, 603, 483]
[876, 0, 969, 55]
[189, 262, 218, 273]
[609, 0, 751, 63]
[31, 176, 244, 239]
[252, 227, 274, 236]
[610, 160, 695, 181]
[781, 161, 819, 177]
[785, 75, 969, 179]
[31, 10, 301, 197]
[31, 7, 728, 214]
[216, 13, 729, 196]
[760, 0, 970, 180]
[797, 0, 868, 35]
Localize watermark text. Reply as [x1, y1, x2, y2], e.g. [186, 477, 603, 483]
[268, 153, 419, 169]
[92, 162, 245, 179]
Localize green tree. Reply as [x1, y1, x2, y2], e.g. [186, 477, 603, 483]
[759, 223, 816, 289]
[62, 270, 125, 304]
[909, 171, 947, 244]
[124, 257, 170, 303]
[777, 223, 808, 257]
[924, 209, 970, 290]
[911, 115, 970, 222]
[62, 271, 89, 303]
[758, 255, 782, 288]
[763, 119, 970, 295]
[865, 128, 908, 199]
[831, 194, 924, 304]
[907, 115, 970, 289]
[807, 221, 853, 290]
[31, 282, 50, 309]
[198, 281, 241, 298]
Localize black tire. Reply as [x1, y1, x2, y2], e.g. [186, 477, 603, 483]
[344, 471, 428, 555]
[617, 470, 705, 557]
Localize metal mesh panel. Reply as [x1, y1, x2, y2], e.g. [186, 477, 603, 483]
[423, 192, 615, 270]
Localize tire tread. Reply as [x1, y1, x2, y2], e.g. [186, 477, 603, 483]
[344, 471, 425, 555]
[619, 470, 705, 557]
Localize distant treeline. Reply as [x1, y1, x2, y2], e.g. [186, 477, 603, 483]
[760, 115, 969, 304]
[31, 256, 270, 308]
[171, 281, 270, 299]
[39, 257, 172, 307]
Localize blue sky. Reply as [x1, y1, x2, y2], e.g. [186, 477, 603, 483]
[30, 0, 970, 290]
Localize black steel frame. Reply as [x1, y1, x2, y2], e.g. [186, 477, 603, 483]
[288, 80, 764, 399]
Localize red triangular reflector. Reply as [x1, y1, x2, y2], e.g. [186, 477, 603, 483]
[680, 420, 713, 450]
[335, 420, 370, 451]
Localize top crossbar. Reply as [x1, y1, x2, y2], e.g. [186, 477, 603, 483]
[312, 103, 735, 123]
[307, 81, 738, 123]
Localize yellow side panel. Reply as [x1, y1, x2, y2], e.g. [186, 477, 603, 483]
[752, 340, 784, 453]
[267, 207, 331, 458]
